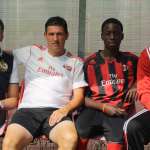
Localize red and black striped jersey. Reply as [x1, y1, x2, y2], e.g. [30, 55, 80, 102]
[84, 50, 138, 109]
[137, 47, 150, 110]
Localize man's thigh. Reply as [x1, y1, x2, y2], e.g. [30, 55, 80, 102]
[75, 107, 126, 142]
[103, 115, 126, 143]
[75, 108, 101, 138]
[10, 108, 46, 138]
[49, 120, 77, 144]
[4, 123, 33, 148]
[42, 115, 72, 137]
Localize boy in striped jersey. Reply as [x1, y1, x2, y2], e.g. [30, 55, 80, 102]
[76, 18, 138, 150]
[124, 48, 150, 150]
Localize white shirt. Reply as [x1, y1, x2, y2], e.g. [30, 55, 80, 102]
[13, 45, 87, 108]
[9, 59, 19, 84]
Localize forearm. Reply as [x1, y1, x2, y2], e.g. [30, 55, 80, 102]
[63, 98, 83, 114]
[2, 83, 19, 109]
[85, 97, 126, 116]
[85, 97, 104, 111]
[0, 97, 18, 110]
[62, 88, 85, 114]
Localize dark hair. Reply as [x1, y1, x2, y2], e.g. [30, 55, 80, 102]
[0, 19, 4, 32]
[45, 16, 68, 34]
[101, 18, 123, 32]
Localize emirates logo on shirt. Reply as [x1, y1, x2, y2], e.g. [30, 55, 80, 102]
[37, 66, 63, 77]
[63, 64, 72, 72]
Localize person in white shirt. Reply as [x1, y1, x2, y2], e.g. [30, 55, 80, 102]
[3, 16, 87, 150]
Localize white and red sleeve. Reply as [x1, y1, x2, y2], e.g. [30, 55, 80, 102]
[137, 48, 150, 110]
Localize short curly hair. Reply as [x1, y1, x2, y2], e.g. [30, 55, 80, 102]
[45, 16, 68, 34]
[101, 18, 123, 32]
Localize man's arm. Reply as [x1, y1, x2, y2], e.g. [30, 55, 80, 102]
[0, 84, 19, 109]
[85, 97, 126, 117]
[137, 49, 150, 110]
[49, 87, 85, 126]
[122, 82, 139, 108]
[61, 87, 85, 113]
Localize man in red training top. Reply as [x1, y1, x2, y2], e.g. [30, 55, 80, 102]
[75, 18, 138, 150]
[124, 47, 150, 150]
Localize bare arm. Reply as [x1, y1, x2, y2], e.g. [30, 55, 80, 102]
[123, 81, 139, 106]
[137, 49, 150, 110]
[85, 97, 126, 117]
[49, 87, 85, 126]
[61, 87, 85, 113]
[0, 84, 19, 109]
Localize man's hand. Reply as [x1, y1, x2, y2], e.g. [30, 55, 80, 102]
[49, 108, 69, 126]
[102, 103, 127, 116]
[124, 88, 139, 104]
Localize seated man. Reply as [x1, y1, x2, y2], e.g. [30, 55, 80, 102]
[123, 47, 150, 150]
[75, 18, 138, 150]
[3, 16, 87, 150]
[0, 19, 19, 131]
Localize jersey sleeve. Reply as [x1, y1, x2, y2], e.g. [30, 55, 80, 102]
[13, 46, 32, 64]
[137, 48, 150, 110]
[73, 60, 88, 89]
[9, 58, 19, 84]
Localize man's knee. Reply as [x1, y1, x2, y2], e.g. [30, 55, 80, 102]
[50, 121, 78, 149]
[55, 130, 78, 150]
[3, 136, 20, 150]
[62, 131, 78, 146]
[3, 124, 33, 150]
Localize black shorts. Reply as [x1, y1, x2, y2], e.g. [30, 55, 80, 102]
[75, 108, 128, 143]
[10, 108, 71, 138]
